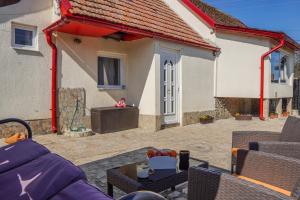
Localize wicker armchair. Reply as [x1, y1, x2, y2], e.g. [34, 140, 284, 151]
[249, 141, 300, 160]
[188, 150, 300, 200]
[232, 116, 300, 172]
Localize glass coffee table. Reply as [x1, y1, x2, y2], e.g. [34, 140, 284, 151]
[106, 160, 208, 197]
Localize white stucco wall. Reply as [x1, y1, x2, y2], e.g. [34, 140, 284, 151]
[57, 33, 128, 115]
[0, 0, 53, 120]
[57, 34, 157, 116]
[58, 32, 215, 121]
[162, 0, 215, 42]
[156, 40, 216, 121]
[126, 39, 158, 115]
[215, 33, 271, 98]
[215, 32, 294, 99]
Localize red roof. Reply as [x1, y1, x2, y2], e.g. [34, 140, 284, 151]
[190, 0, 246, 28]
[56, 0, 218, 50]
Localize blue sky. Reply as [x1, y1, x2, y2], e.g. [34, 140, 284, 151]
[203, 0, 300, 42]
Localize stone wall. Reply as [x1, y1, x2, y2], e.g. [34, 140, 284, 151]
[215, 98, 259, 119]
[58, 88, 90, 133]
[182, 110, 215, 126]
[0, 119, 51, 138]
[139, 115, 161, 131]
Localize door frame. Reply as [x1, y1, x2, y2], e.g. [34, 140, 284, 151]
[160, 48, 180, 125]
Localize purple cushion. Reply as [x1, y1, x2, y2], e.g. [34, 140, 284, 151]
[52, 180, 113, 200]
[0, 153, 86, 200]
[0, 140, 49, 174]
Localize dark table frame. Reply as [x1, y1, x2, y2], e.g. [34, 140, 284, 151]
[106, 161, 208, 197]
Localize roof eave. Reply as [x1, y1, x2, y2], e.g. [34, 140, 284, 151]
[215, 24, 300, 51]
[43, 14, 220, 52]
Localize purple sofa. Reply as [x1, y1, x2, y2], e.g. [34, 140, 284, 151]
[0, 140, 113, 200]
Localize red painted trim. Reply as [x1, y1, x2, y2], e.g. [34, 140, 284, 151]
[60, 0, 72, 16]
[45, 31, 58, 133]
[216, 24, 282, 39]
[181, 0, 215, 28]
[259, 37, 285, 120]
[43, 18, 68, 33]
[216, 24, 300, 50]
[65, 15, 220, 51]
[43, 18, 68, 133]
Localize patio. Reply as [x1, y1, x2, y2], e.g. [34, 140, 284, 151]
[31, 118, 285, 167]
[0, 117, 287, 199]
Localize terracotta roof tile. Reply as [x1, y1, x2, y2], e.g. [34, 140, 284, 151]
[68, 0, 216, 49]
[190, 0, 247, 27]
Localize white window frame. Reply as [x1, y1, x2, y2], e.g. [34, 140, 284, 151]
[271, 51, 288, 85]
[97, 51, 126, 90]
[11, 22, 38, 51]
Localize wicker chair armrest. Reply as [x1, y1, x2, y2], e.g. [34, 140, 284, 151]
[188, 167, 221, 200]
[215, 173, 294, 200]
[232, 131, 280, 149]
[237, 150, 300, 192]
[107, 169, 143, 193]
[0, 118, 32, 139]
[250, 141, 300, 160]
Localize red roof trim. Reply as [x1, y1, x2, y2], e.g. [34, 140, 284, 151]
[215, 24, 282, 38]
[215, 24, 300, 50]
[43, 15, 220, 51]
[72, 15, 219, 51]
[181, 1, 299, 50]
[60, 0, 72, 16]
[181, 0, 215, 28]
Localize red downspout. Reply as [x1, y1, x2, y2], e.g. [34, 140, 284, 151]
[45, 31, 58, 133]
[259, 37, 285, 120]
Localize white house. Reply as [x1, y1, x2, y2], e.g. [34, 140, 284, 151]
[0, 0, 299, 136]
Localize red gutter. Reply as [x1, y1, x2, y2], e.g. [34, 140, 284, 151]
[181, 0, 215, 28]
[45, 31, 58, 133]
[215, 24, 281, 39]
[259, 37, 285, 120]
[215, 24, 300, 50]
[42, 0, 70, 133]
[43, 18, 68, 133]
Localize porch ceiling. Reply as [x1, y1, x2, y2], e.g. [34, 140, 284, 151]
[54, 20, 146, 41]
[56, 20, 117, 37]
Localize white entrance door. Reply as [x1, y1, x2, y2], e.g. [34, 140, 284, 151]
[160, 49, 179, 125]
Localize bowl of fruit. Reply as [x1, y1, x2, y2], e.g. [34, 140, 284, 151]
[147, 149, 177, 170]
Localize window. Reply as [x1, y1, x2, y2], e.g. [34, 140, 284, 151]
[271, 51, 288, 83]
[98, 56, 124, 89]
[11, 23, 37, 50]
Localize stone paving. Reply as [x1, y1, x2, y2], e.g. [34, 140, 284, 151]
[0, 118, 286, 199]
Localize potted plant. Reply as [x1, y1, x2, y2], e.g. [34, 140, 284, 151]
[282, 111, 289, 117]
[199, 115, 214, 124]
[270, 112, 279, 119]
[235, 113, 253, 120]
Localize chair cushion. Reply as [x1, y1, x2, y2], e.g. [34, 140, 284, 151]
[0, 140, 49, 174]
[232, 148, 239, 157]
[0, 153, 86, 200]
[280, 116, 300, 142]
[52, 180, 113, 200]
[238, 175, 291, 196]
[4, 133, 26, 144]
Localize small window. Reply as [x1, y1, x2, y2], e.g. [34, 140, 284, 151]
[11, 23, 37, 50]
[98, 56, 124, 89]
[271, 51, 288, 84]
